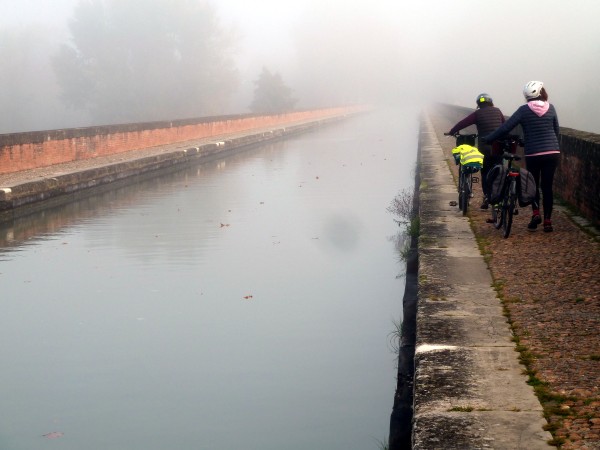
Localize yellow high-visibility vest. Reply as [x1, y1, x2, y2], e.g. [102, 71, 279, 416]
[452, 144, 484, 166]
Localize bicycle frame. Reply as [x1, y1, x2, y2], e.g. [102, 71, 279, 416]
[448, 133, 479, 215]
[491, 135, 523, 238]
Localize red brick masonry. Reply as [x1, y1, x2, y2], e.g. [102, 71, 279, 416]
[0, 108, 357, 175]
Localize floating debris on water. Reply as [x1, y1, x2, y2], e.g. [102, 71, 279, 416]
[43, 431, 64, 439]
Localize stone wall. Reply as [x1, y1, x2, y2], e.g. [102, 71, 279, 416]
[0, 107, 357, 175]
[438, 103, 600, 226]
[555, 128, 600, 225]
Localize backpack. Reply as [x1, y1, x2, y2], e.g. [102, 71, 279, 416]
[517, 168, 537, 207]
[486, 164, 507, 204]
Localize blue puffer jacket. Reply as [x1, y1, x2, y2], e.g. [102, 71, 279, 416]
[483, 102, 560, 156]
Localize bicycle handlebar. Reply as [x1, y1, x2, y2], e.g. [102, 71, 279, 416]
[502, 151, 521, 161]
[444, 132, 478, 137]
[496, 134, 525, 147]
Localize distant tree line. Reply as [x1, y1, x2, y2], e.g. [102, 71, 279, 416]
[0, 0, 298, 133]
[53, 0, 239, 125]
[0, 0, 414, 134]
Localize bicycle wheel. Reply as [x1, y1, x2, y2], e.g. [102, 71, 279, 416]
[492, 202, 503, 229]
[457, 167, 464, 210]
[502, 182, 517, 238]
[461, 173, 470, 216]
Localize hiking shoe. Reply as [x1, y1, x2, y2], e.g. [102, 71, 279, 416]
[527, 214, 542, 231]
[543, 219, 553, 232]
[480, 198, 489, 210]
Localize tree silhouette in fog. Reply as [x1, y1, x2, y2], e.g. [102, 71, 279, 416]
[249, 67, 297, 114]
[53, 0, 239, 125]
[0, 27, 85, 133]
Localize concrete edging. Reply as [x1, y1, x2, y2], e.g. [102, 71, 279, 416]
[412, 112, 552, 449]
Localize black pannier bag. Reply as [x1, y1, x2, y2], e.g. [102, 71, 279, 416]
[486, 164, 507, 204]
[517, 168, 537, 207]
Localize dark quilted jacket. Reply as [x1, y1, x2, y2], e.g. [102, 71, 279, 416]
[484, 103, 560, 156]
[449, 106, 505, 137]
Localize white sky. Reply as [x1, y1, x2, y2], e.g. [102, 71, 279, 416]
[2, 0, 600, 130]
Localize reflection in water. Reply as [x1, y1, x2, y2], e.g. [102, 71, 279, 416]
[0, 108, 417, 450]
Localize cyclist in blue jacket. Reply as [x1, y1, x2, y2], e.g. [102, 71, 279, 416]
[482, 81, 560, 232]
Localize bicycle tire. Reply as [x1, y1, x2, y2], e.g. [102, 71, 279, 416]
[493, 183, 506, 230]
[457, 167, 464, 210]
[466, 173, 474, 215]
[461, 174, 470, 216]
[502, 182, 517, 238]
[492, 202, 503, 229]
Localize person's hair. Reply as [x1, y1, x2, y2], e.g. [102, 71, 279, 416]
[529, 87, 549, 102]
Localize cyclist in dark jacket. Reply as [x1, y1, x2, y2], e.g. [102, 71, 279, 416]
[447, 93, 505, 209]
[482, 81, 560, 232]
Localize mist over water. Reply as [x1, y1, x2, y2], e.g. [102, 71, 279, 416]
[0, 108, 418, 449]
[1, 0, 599, 132]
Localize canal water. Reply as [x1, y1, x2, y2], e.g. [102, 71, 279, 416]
[0, 107, 418, 450]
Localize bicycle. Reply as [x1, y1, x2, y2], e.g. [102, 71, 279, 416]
[444, 132, 481, 216]
[489, 135, 524, 238]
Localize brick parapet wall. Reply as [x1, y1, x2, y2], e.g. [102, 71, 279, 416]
[437, 103, 600, 226]
[0, 107, 358, 175]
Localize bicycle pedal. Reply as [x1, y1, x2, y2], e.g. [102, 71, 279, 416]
[472, 177, 479, 183]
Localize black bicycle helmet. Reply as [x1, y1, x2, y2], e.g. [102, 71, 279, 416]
[476, 93, 493, 105]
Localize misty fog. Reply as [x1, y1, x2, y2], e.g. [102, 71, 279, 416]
[1, 0, 599, 133]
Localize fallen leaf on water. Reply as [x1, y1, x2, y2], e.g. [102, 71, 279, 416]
[43, 432, 64, 439]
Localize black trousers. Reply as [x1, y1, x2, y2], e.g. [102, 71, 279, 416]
[525, 153, 560, 219]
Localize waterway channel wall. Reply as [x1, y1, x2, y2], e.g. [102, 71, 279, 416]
[0, 107, 358, 175]
[0, 108, 361, 217]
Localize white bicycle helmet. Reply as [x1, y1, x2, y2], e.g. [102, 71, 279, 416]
[523, 81, 544, 100]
